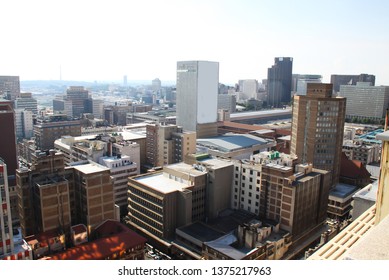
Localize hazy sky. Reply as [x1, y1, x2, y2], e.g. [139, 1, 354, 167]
[1, 0, 389, 85]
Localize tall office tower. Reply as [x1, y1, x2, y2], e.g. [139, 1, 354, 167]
[267, 57, 293, 108]
[146, 123, 196, 167]
[292, 74, 322, 95]
[14, 92, 38, 115]
[339, 82, 389, 123]
[66, 86, 90, 118]
[33, 114, 81, 150]
[53, 96, 73, 117]
[14, 109, 34, 139]
[152, 78, 161, 92]
[0, 76, 20, 101]
[0, 100, 18, 177]
[91, 99, 104, 119]
[290, 83, 346, 187]
[330, 73, 375, 94]
[0, 160, 15, 257]
[176, 61, 219, 138]
[123, 75, 128, 87]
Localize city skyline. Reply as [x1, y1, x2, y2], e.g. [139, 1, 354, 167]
[1, 0, 389, 85]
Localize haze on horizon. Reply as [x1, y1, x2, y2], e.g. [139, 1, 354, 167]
[1, 0, 389, 85]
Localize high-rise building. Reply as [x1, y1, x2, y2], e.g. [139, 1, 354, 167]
[0, 160, 14, 257]
[152, 78, 161, 92]
[239, 79, 258, 100]
[14, 109, 34, 139]
[33, 114, 82, 150]
[66, 86, 90, 118]
[290, 83, 346, 187]
[339, 82, 389, 122]
[0, 76, 20, 101]
[14, 92, 38, 115]
[267, 57, 293, 108]
[176, 61, 219, 138]
[330, 73, 375, 94]
[0, 100, 18, 177]
[146, 123, 196, 167]
[292, 74, 322, 95]
[217, 94, 236, 113]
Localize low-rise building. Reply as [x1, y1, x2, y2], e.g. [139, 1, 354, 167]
[327, 183, 359, 220]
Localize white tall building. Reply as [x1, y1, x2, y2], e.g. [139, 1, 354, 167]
[14, 109, 34, 139]
[176, 61, 219, 138]
[339, 82, 389, 122]
[0, 161, 14, 257]
[240, 79, 258, 100]
[92, 99, 104, 119]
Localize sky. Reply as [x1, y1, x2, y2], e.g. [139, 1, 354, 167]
[1, 0, 389, 85]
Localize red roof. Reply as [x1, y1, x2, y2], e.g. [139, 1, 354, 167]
[50, 230, 146, 260]
[340, 153, 371, 179]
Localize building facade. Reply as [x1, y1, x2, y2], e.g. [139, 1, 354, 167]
[14, 92, 38, 115]
[176, 61, 219, 138]
[267, 57, 293, 108]
[66, 86, 90, 118]
[34, 115, 82, 150]
[0, 100, 18, 177]
[290, 83, 346, 187]
[339, 82, 389, 122]
[330, 73, 375, 93]
[0, 76, 20, 100]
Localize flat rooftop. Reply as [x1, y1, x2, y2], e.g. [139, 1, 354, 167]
[353, 181, 378, 202]
[197, 134, 271, 152]
[164, 161, 206, 176]
[72, 162, 109, 174]
[177, 222, 224, 243]
[204, 232, 251, 259]
[230, 108, 292, 119]
[134, 173, 190, 194]
[198, 157, 233, 169]
[330, 183, 359, 199]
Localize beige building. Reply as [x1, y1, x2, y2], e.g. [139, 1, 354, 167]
[231, 151, 331, 239]
[146, 124, 196, 167]
[291, 83, 346, 187]
[17, 151, 116, 237]
[34, 115, 81, 151]
[128, 162, 207, 240]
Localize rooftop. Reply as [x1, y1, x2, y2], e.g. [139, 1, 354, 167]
[330, 183, 359, 199]
[72, 162, 109, 174]
[197, 134, 272, 153]
[353, 181, 378, 202]
[177, 222, 224, 243]
[134, 172, 191, 194]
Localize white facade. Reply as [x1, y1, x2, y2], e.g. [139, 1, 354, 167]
[339, 82, 389, 120]
[240, 79, 258, 100]
[99, 155, 137, 211]
[176, 61, 219, 132]
[92, 99, 104, 119]
[14, 109, 33, 139]
[0, 162, 14, 257]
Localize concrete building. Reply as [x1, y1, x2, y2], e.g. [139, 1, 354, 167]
[14, 109, 33, 140]
[339, 82, 389, 122]
[292, 74, 322, 95]
[267, 57, 293, 108]
[54, 135, 107, 165]
[352, 181, 378, 220]
[33, 114, 82, 150]
[66, 86, 90, 118]
[0, 161, 14, 257]
[0, 100, 18, 177]
[217, 94, 236, 113]
[176, 61, 219, 138]
[17, 151, 116, 237]
[53, 96, 73, 117]
[239, 79, 258, 100]
[231, 151, 331, 238]
[99, 155, 137, 216]
[202, 220, 292, 260]
[290, 83, 346, 187]
[127, 162, 207, 240]
[146, 124, 196, 167]
[327, 183, 359, 220]
[0, 76, 20, 100]
[14, 92, 38, 115]
[342, 140, 380, 165]
[152, 78, 162, 92]
[330, 73, 375, 93]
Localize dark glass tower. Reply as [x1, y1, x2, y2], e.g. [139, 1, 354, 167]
[267, 57, 293, 108]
